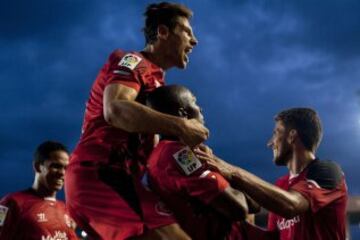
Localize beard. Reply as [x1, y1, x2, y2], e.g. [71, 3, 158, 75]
[274, 141, 292, 166]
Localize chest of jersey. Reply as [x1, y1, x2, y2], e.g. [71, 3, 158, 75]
[18, 200, 74, 240]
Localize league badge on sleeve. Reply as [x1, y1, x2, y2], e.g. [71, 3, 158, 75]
[0, 205, 9, 226]
[118, 54, 142, 70]
[173, 147, 202, 175]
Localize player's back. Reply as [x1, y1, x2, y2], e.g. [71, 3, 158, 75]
[147, 140, 239, 240]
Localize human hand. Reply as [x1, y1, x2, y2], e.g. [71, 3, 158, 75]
[179, 118, 209, 148]
[193, 146, 233, 179]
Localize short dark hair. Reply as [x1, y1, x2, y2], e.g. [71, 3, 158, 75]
[33, 141, 68, 165]
[146, 85, 190, 115]
[143, 2, 193, 44]
[275, 108, 322, 152]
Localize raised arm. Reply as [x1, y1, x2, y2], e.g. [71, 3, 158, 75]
[103, 83, 209, 147]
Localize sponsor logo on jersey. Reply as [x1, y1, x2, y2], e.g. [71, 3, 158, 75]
[0, 205, 9, 226]
[277, 216, 300, 230]
[118, 54, 142, 70]
[173, 147, 202, 175]
[41, 231, 68, 240]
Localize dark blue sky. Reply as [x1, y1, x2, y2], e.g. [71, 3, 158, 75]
[1, 0, 359, 216]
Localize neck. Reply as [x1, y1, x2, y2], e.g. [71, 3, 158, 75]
[32, 177, 56, 199]
[143, 44, 171, 70]
[287, 149, 316, 175]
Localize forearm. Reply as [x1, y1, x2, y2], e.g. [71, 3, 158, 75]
[228, 167, 306, 218]
[105, 99, 184, 136]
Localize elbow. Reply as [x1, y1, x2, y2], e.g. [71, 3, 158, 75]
[104, 101, 135, 132]
[104, 101, 118, 125]
[279, 201, 304, 219]
[280, 206, 298, 219]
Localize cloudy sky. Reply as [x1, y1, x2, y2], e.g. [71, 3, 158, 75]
[1, 0, 360, 234]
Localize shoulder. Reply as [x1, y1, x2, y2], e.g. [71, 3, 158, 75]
[155, 140, 203, 176]
[274, 174, 289, 187]
[0, 191, 26, 217]
[55, 200, 66, 207]
[109, 49, 147, 72]
[150, 140, 185, 164]
[1, 190, 28, 204]
[306, 159, 344, 190]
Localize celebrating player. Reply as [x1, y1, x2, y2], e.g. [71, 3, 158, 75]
[144, 85, 261, 240]
[0, 141, 77, 240]
[196, 108, 348, 240]
[65, 2, 207, 239]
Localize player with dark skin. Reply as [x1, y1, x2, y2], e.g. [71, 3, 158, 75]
[145, 85, 261, 240]
[0, 141, 77, 240]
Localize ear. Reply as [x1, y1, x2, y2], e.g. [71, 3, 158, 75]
[157, 24, 169, 40]
[178, 107, 189, 118]
[33, 162, 42, 173]
[287, 129, 298, 144]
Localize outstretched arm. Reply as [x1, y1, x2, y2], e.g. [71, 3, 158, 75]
[103, 83, 209, 147]
[194, 149, 309, 219]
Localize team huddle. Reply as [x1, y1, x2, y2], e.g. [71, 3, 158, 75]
[0, 2, 347, 240]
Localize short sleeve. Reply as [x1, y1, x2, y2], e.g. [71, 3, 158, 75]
[0, 196, 20, 239]
[290, 160, 346, 213]
[160, 144, 230, 204]
[105, 51, 144, 92]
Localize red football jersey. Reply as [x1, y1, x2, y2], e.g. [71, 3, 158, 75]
[147, 140, 244, 240]
[0, 189, 77, 240]
[267, 160, 347, 240]
[64, 50, 173, 239]
[72, 49, 165, 164]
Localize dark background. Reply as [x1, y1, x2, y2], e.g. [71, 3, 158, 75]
[1, 0, 359, 237]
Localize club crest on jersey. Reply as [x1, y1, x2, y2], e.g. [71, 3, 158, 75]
[118, 54, 142, 70]
[173, 147, 202, 175]
[0, 205, 9, 226]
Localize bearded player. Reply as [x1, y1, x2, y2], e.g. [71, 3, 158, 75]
[65, 2, 208, 240]
[196, 108, 348, 240]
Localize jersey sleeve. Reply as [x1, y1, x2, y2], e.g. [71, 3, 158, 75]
[160, 144, 230, 205]
[0, 196, 20, 239]
[290, 160, 346, 213]
[105, 51, 144, 92]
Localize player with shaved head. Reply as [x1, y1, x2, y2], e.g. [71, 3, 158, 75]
[144, 85, 261, 240]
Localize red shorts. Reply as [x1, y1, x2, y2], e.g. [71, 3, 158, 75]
[65, 161, 176, 240]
